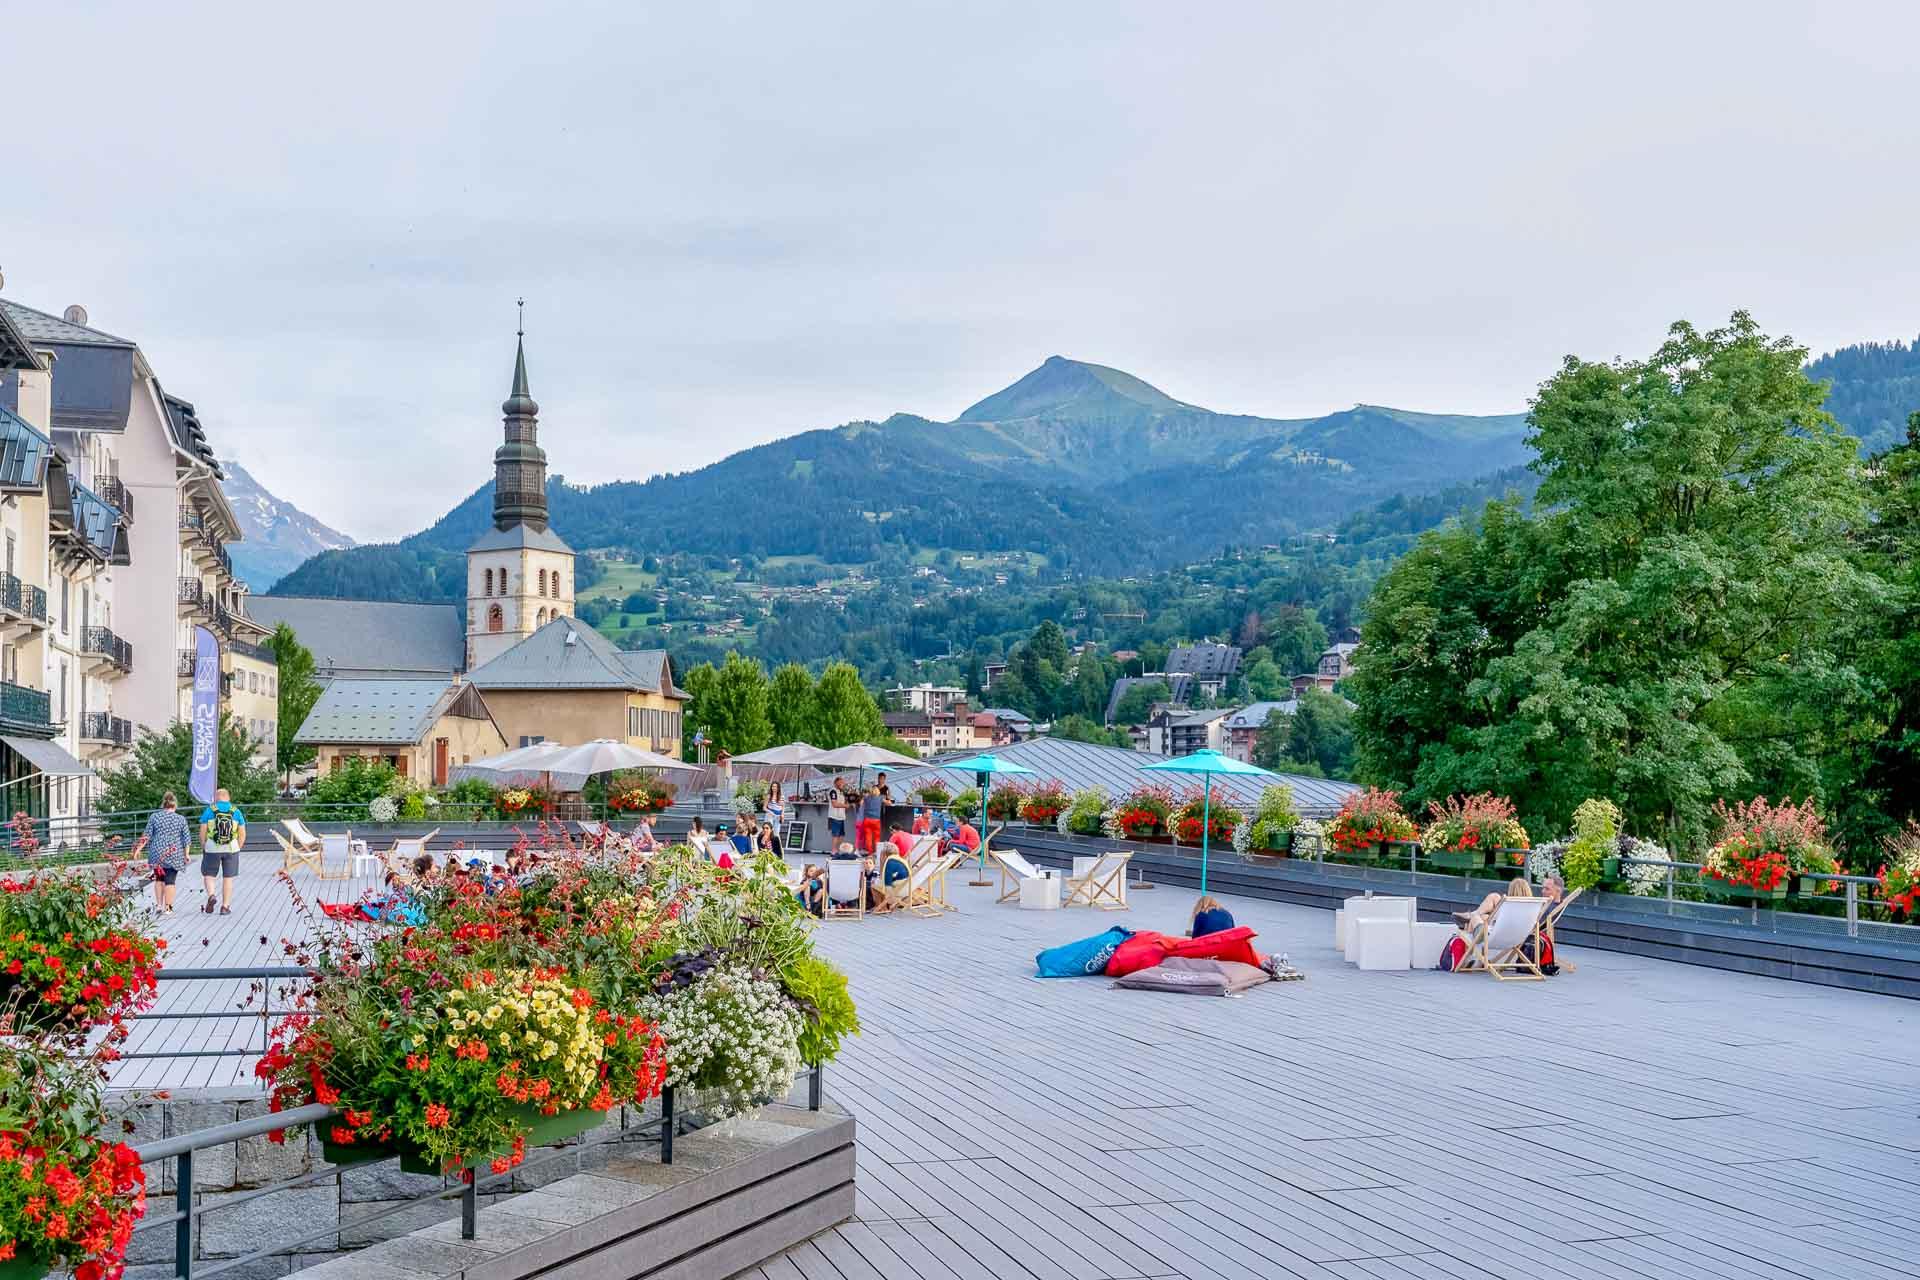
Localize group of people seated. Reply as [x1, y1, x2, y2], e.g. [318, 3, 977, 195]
[792, 812, 985, 917]
[1449, 875, 1569, 973]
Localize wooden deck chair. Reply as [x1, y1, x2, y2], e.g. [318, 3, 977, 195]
[1064, 851, 1131, 910]
[893, 852, 956, 918]
[823, 859, 866, 920]
[314, 831, 355, 882]
[282, 818, 324, 853]
[990, 847, 1047, 904]
[1540, 887, 1583, 947]
[387, 828, 441, 866]
[1459, 896, 1550, 980]
[904, 833, 941, 870]
[272, 828, 322, 875]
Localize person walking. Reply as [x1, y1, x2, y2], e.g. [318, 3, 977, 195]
[198, 787, 248, 915]
[826, 777, 848, 844]
[131, 791, 190, 913]
[764, 781, 785, 856]
[856, 783, 884, 854]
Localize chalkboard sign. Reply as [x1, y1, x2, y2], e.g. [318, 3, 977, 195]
[785, 820, 808, 853]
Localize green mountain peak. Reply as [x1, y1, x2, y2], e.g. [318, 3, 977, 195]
[957, 355, 1200, 423]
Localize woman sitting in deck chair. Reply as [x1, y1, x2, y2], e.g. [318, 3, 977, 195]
[872, 845, 913, 913]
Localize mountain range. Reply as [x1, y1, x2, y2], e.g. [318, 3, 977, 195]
[260, 337, 1920, 603]
[221, 459, 356, 591]
[267, 357, 1530, 600]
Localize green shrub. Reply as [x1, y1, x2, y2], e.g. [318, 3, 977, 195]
[783, 955, 861, 1065]
[304, 759, 399, 820]
[1063, 788, 1108, 836]
[950, 788, 981, 821]
[1563, 798, 1620, 890]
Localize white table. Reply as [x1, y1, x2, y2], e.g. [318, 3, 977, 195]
[348, 839, 379, 877]
[1019, 872, 1062, 910]
[1342, 896, 1416, 963]
[1411, 922, 1457, 970]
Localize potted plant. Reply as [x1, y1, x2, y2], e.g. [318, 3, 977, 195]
[1017, 781, 1070, 827]
[0, 860, 163, 1036]
[1105, 784, 1174, 842]
[1615, 835, 1673, 897]
[914, 783, 951, 808]
[984, 783, 1025, 824]
[1326, 789, 1415, 862]
[1232, 785, 1301, 858]
[0, 1039, 147, 1280]
[1171, 790, 1240, 845]
[949, 788, 981, 823]
[1558, 798, 1620, 891]
[1876, 820, 1920, 919]
[1419, 794, 1529, 872]
[1060, 789, 1108, 837]
[1698, 797, 1840, 902]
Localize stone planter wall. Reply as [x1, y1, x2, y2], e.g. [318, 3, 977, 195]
[114, 1088, 671, 1278]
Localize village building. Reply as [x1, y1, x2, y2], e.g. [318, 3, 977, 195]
[295, 677, 507, 783]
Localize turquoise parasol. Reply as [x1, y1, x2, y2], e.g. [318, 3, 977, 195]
[1140, 749, 1276, 894]
[941, 753, 1036, 883]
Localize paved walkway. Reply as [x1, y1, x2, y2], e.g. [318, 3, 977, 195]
[754, 877, 1920, 1280]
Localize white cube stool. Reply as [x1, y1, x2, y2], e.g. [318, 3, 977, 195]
[1019, 872, 1061, 910]
[1343, 897, 1416, 963]
[1333, 908, 1345, 949]
[1352, 917, 1413, 970]
[1411, 921, 1456, 970]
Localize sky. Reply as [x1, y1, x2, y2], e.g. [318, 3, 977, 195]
[5, 1, 1919, 541]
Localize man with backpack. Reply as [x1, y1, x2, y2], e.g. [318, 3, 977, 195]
[199, 787, 247, 915]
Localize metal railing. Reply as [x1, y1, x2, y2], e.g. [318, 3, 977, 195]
[226, 635, 276, 665]
[178, 577, 207, 611]
[0, 678, 52, 733]
[79, 710, 134, 747]
[83, 624, 134, 672]
[0, 572, 48, 623]
[178, 507, 205, 534]
[175, 647, 198, 679]
[122, 965, 827, 1278]
[98, 475, 133, 521]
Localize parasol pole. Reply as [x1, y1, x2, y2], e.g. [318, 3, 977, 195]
[969, 771, 993, 886]
[1200, 773, 1212, 896]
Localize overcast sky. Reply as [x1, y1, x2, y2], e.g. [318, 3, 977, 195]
[5, 2, 1918, 540]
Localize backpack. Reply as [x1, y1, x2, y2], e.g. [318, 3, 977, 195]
[209, 809, 237, 848]
[1525, 932, 1559, 976]
[1438, 935, 1468, 971]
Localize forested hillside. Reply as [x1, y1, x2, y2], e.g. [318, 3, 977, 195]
[1806, 337, 1920, 452]
[269, 357, 1529, 599]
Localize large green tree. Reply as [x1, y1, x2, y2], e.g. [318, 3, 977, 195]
[810, 661, 884, 749]
[767, 663, 817, 745]
[704, 652, 773, 755]
[1352, 313, 1884, 847]
[267, 623, 322, 783]
[100, 715, 278, 818]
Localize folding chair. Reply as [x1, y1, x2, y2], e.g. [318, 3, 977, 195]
[1064, 852, 1131, 909]
[273, 828, 322, 875]
[823, 859, 866, 921]
[1458, 896, 1550, 980]
[989, 848, 1047, 905]
[282, 818, 324, 853]
[314, 831, 356, 882]
[897, 852, 961, 918]
[386, 829, 441, 869]
[1540, 887, 1583, 949]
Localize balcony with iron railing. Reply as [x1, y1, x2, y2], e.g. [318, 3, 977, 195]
[176, 647, 197, 681]
[0, 680, 53, 736]
[80, 710, 133, 748]
[178, 506, 204, 535]
[82, 624, 133, 675]
[97, 475, 133, 523]
[0, 572, 48, 628]
[178, 576, 208, 615]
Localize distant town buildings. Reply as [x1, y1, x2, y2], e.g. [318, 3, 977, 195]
[882, 697, 994, 758]
[886, 682, 966, 715]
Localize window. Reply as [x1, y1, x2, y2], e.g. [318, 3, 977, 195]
[484, 568, 494, 596]
[488, 604, 504, 633]
[538, 568, 547, 596]
[518, 735, 545, 748]
[628, 706, 638, 737]
[4, 532, 12, 574]
[58, 660, 68, 720]
[60, 578, 69, 634]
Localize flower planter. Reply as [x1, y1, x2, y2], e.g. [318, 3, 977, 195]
[1600, 855, 1621, 882]
[1699, 876, 1788, 903]
[319, 1133, 394, 1168]
[1337, 843, 1384, 863]
[1794, 875, 1832, 898]
[399, 1102, 603, 1174]
[0, 1254, 50, 1280]
[1424, 847, 1487, 872]
[1489, 847, 1530, 872]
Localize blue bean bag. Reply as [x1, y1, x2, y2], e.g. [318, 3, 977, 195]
[1035, 926, 1134, 978]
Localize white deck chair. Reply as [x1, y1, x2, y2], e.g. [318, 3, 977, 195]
[894, 851, 961, 918]
[1064, 851, 1131, 910]
[315, 831, 355, 882]
[387, 828, 441, 863]
[904, 833, 941, 869]
[990, 848, 1047, 905]
[282, 818, 324, 853]
[1459, 896, 1550, 981]
[273, 829, 322, 875]
[824, 859, 866, 920]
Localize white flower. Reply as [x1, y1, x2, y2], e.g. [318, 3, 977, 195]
[368, 795, 399, 823]
[1526, 841, 1565, 884]
[1618, 837, 1672, 896]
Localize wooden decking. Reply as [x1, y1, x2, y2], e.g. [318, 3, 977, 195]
[110, 862, 1920, 1278]
[752, 879, 1920, 1280]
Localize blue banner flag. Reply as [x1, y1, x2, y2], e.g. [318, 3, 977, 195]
[189, 624, 220, 805]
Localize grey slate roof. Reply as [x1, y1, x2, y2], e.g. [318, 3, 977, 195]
[1166, 642, 1243, 680]
[1104, 674, 1195, 724]
[467, 523, 573, 555]
[295, 678, 461, 745]
[0, 299, 134, 348]
[162, 394, 223, 477]
[883, 735, 1359, 816]
[0, 303, 40, 370]
[467, 615, 682, 696]
[247, 597, 465, 679]
[1223, 700, 1298, 731]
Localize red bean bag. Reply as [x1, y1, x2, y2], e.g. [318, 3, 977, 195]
[1105, 925, 1259, 976]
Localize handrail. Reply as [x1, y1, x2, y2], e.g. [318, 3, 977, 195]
[135, 1103, 337, 1163]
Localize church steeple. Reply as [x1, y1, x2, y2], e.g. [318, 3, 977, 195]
[493, 300, 549, 531]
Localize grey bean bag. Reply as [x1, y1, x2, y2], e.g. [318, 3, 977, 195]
[1112, 956, 1273, 996]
